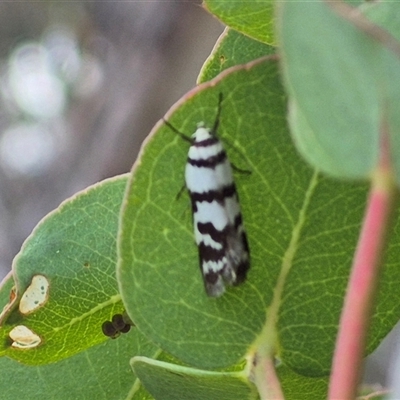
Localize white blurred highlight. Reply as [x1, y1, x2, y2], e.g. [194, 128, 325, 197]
[0, 122, 58, 176]
[7, 43, 66, 118]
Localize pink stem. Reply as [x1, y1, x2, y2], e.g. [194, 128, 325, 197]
[252, 354, 284, 400]
[329, 135, 395, 399]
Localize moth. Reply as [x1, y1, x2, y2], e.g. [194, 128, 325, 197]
[164, 94, 250, 297]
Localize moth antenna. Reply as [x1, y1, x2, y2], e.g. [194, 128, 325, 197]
[231, 163, 252, 175]
[176, 184, 186, 200]
[163, 119, 192, 144]
[221, 136, 252, 174]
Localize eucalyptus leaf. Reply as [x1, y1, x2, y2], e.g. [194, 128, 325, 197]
[117, 55, 400, 378]
[0, 332, 156, 400]
[199, 28, 275, 83]
[277, 1, 381, 179]
[361, 1, 400, 185]
[0, 175, 129, 364]
[204, 0, 275, 45]
[277, 364, 328, 400]
[132, 356, 256, 400]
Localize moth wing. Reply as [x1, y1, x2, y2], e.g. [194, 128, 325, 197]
[204, 272, 226, 297]
[201, 213, 249, 297]
[226, 227, 250, 285]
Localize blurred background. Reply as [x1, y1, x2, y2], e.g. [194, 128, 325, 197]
[0, 1, 223, 280]
[0, 0, 394, 390]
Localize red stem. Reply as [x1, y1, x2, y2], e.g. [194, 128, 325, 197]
[329, 135, 396, 399]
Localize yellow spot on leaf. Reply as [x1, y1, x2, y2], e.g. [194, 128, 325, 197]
[19, 274, 50, 315]
[9, 325, 41, 349]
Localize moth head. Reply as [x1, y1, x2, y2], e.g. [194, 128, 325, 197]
[192, 124, 213, 142]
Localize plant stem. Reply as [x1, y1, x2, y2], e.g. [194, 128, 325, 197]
[252, 352, 284, 400]
[328, 134, 396, 399]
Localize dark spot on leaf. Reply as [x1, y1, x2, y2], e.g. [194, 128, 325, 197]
[9, 287, 17, 302]
[111, 314, 125, 331]
[120, 324, 131, 333]
[101, 321, 118, 338]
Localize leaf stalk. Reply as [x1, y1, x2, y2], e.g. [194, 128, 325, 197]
[329, 131, 397, 399]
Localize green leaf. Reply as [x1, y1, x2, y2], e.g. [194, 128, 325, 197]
[275, 0, 400, 374]
[0, 272, 17, 319]
[361, 0, 400, 38]
[118, 57, 279, 370]
[0, 175, 129, 364]
[119, 46, 400, 382]
[132, 357, 256, 400]
[204, 0, 274, 44]
[277, 1, 382, 179]
[198, 28, 275, 84]
[0, 332, 157, 400]
[117, 54, 399, 381]
[277, 364, 328, 400]
[361, 1, 400, 185]
[0, 272, 14, 305]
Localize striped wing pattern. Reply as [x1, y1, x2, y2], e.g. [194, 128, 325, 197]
[185, 126, 250, 297]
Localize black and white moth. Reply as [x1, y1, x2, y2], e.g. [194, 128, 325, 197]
[164, 94, 250, 297]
